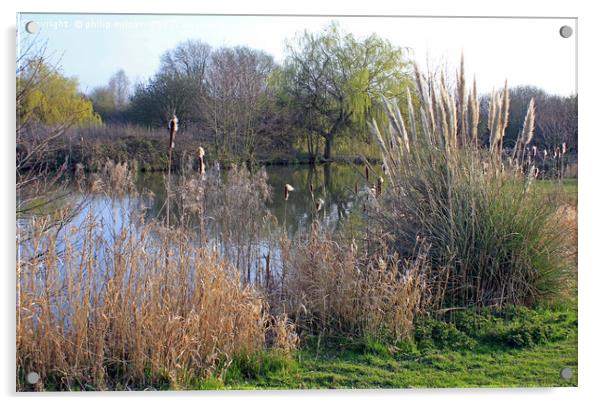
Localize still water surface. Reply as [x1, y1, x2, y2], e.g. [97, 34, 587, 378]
[78, 163, 372, 238]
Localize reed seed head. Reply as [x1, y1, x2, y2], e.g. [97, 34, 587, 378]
[168, 115, 179, 149]
[315, 198, 324, 212]
[284, 184, 294, 201]
[376, 176, 384, 197]
[369, 186, 377, 198]
[198, 146, 206, 175]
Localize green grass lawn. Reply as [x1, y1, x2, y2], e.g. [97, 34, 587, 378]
[224, 338, 577, 389]
[193, 303, 578, 390]
[533, 178, 578, 205]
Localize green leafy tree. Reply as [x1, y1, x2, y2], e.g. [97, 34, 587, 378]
[278, 23, 411, 160]
[18, 62, 100, 128]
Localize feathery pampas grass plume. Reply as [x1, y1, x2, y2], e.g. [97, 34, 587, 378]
[456, 54, 467, 141]
[501, 80, 510, 134]
[521, 98, 536, 146]
[488, 81, 510, 156]
[469, 77, 480, 145]
[516, 98, 536, 166]
[488, 89, 497, 146]
[511, 97, 535, 165]
[284, 184, 294, 201]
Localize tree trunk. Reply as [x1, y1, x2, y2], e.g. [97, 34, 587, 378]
[323, 134, 334, 161]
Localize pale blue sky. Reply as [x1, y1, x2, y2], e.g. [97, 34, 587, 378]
[17, 13, 577, 96]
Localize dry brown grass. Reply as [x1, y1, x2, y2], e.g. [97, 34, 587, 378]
[16, 216, 277, 390]
[16, 162, 295, 390]
[279, 225, 429, 342]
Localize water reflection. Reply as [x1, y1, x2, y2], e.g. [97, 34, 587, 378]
[131, 162, 371, 237]
[20, 163, 379, 290]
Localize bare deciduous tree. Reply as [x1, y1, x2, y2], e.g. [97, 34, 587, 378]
[203, 46, 276, 160]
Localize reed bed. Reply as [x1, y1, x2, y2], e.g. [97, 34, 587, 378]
[279, 225, 430, 342]
[16, 218, 277, 390]
[169, 162, 275, 284]
[16, 163, 295, 391]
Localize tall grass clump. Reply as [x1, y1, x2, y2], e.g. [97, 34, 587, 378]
[368, 60, 571, 308]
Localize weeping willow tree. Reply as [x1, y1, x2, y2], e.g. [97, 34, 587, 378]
[278, 22, 412, 160]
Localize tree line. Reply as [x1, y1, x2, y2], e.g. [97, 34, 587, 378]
[18, 22, 578, 165]
[87, 23, 412, 162]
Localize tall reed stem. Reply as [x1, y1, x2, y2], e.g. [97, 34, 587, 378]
[167, 147, 172, 229]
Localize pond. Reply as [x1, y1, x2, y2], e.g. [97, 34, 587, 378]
[46, 162, 379, 283]
[122, 162, 373, 237]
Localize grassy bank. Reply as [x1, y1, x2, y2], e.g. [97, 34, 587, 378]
[193, 303, 579, 389]
[18, 300, 576, 390]
[533, 178, 578, 206]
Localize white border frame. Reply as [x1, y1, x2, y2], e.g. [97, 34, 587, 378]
[2, 1, 600, 404]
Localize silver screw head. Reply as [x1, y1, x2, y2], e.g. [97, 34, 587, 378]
[560, 367, 573, 381]
[559, 25, 573, 38]
[26, 371, 40, 385]
[25, 21, 40, 34]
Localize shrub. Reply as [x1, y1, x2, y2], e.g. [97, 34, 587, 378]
[501, 323, 551, 348]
